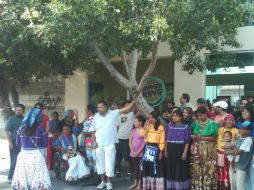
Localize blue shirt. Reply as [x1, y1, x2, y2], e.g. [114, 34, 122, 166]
[4, 115, 23, 140]
[235, 136, 253, 171]
[235, 121, 254, 154]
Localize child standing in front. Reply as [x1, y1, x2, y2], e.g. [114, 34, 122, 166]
[129, 115, 146, 190]
[225, 121, 253, 190]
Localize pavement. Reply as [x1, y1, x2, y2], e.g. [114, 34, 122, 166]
[0, 139, 132, 190]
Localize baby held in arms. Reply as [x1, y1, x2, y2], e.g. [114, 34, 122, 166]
[222, 131, 239, 171]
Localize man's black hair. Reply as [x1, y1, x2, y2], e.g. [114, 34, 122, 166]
[123, 100, 131, 106]
[196, 106, 208, 114]
[52, 111, 59, 117]
[87, 105, 96, 114]
[98, 100, 109, 110]
[182, 93, 190, 103]
[16, 104, 25, 111]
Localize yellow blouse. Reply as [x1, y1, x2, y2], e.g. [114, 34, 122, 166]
[140, 124, 165, 151]
[217, 127, 239, 151]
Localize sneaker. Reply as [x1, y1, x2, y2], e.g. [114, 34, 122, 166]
[115, 171, 120, 177]
[127, 172, 132, 179]
[106, 182, 113, 190]
[7, 178, 12, 184]
[97, 181, 106, 189]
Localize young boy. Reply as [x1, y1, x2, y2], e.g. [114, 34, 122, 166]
[225, 121, 253, 190]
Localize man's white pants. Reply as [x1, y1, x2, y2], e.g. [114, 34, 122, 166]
[96, 144, 116, 177]
[229, 166, 247, 190]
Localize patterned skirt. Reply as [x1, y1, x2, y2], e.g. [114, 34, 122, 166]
[12, 149, 52, 190]
[216, 150, 230, 190]
[142, 143, 164, 190]
[190, 142, 217, 190]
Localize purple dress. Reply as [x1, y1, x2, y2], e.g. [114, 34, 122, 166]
[16, 124, 48, 149]
[166, 122, 191, 190]
[130, 128, 144, 157]
[12, 124, 51, 190]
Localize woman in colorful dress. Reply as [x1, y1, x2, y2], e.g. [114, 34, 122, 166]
[81, 105, 96, 173]
[46, 111, 60, 170]
[140, 110, 165, 190]
[235, 105, 254, 190]
[12, 108, 52, 190]
[216, 114, 238, 190]
[165, 109, 191, 190]
[190, 106, 218, 190]
[54, 125, 90, 182]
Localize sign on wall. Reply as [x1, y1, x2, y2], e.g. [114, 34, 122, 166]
[142, 76, 166, 107]
[38, 92, 63, 110]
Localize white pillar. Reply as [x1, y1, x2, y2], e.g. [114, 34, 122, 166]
[174, 61, 206, 108]
[65, 70, 89, 121]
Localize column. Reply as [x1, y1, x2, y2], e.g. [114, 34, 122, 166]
[65, 70, 89, 121]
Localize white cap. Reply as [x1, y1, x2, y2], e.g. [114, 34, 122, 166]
[213, 101, 228, 109]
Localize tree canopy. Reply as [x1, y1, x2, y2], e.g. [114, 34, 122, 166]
[32, 0, 247, 71]
[0, 0, 248, 79]
[0, 0, 249, 115]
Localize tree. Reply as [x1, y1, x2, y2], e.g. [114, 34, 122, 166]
[0, 0, 247, 119]
[0, 0, 92, 125]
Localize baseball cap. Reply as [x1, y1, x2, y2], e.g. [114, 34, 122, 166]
[240, 121, 251, 129]
[213, 101, 228, 109]
[196, 98, 206, 104]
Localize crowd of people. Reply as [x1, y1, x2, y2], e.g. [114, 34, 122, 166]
[4, 94, 254, 190]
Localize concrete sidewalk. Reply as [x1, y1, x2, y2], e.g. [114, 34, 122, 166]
[0, 139, 11, 190]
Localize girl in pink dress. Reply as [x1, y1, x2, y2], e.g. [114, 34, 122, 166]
[129, 115, 146, 190]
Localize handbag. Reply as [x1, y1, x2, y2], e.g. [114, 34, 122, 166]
[217, 152, 225, 167]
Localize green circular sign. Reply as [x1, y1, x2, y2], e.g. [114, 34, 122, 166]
[142, 76, 166, 107]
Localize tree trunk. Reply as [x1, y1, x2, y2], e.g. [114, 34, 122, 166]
[135, 94, 153, 118]
[0, 77, 14, 129]
[94, 41, 159, 116]
[9, 84, 19, 109]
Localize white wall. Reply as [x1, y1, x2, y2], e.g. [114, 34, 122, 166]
[65, 70, 89, 121]
[173, 26, 254, 107]
[174, 61, 206, 109]
[223, 26, 254, 53]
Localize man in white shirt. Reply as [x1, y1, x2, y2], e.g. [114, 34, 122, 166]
[91, 100, 134, 190]
[115, 100, 134, 176]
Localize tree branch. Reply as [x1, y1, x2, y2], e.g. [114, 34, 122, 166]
[129, 49, 138, 83]
[134, 40, 159, 98]
[122, 51, 130, 78]
[135, 94, 153, 117]
[94, 46, 131, 90]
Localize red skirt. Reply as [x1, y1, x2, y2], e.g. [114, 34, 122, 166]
[46, 137, 54, 170]
[216, 150, 230, 190]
